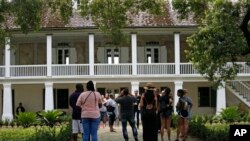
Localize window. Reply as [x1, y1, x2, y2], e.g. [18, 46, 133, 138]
[56, 89, 69, 109]
[106, 48, 120, 64]
[198, 87, 216, 107]
[57, 48, 69, 64]
[146, 47, 159, 63]
[107, 49, 112, 64]
[43, 88, 69, 109]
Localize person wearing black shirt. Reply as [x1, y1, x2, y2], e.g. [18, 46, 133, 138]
[133, 90, 141, 128]
[69, 83, 84, 141]
[16, 102, 25, 115]
[115, 88, 138, 141]
[140, 83, 158, 141]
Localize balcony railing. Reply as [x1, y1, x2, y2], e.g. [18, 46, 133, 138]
[0, 62, 250, 78]
[137, 63, 175, 75]
[94, 64, 132, 75]
[52, 64, 89, 76]
[180, 63, 199, 74]
[10, 65, 47, 77]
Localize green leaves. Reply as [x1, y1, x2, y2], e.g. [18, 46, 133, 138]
[173, 0, 249, 86]
[79, 0, 165, 45]
[38, 110, 63, 127]
[13, 0, 44, 33]
[16, 112, 37, 128]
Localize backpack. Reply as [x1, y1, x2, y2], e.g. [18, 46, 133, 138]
[106, 105, 115, 113]
[178, 98, 189, 117]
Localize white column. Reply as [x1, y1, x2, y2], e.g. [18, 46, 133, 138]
[2, 83, 13, 121]
[46, 34, 52, 77]
[174, 32, 180, 75]
[45, 82, 54, 111]
[131, 81, 139, 95]
[131, 33, 137, 75]
[5, 37, 10, 77]
[89, 33, 94, 76]
[216, 82, 226, 115]
[174, 81, 183, 113]
[72, 0, 77, 9]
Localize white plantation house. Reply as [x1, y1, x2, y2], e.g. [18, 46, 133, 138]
[1, 0, 250, 121]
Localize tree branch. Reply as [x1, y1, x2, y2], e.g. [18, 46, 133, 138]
[240, 7, 250, 55]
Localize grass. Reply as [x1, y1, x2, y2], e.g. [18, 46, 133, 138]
[0, 127, 35, 140]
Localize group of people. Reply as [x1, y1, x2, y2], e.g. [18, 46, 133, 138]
[140, 83, 193, 141]
[69, 81, 193, 141]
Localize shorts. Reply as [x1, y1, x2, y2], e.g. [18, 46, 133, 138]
[109, 114, 116, 126]
[100, 111, 107, 121]
[72, 119, 83, 134]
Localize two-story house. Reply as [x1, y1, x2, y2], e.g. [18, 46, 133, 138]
[1, 0, 250, 120]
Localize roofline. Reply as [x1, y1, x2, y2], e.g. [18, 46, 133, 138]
[9, 25, 197, 32]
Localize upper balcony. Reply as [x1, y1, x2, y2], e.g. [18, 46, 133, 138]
[0, 62, 250, 79]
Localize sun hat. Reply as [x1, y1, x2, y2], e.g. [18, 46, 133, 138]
[144, 82, 155, 90]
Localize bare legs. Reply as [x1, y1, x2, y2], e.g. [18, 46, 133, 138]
[160, 116, 171, 141]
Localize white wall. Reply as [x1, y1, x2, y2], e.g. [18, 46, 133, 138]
[13, 84, 44, 114]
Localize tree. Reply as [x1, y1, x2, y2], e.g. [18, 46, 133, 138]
[79, 0, 164, 45]
[0, 0, 72, 46]
[172, 0, 250, 86]
[0, 0, 164, 47]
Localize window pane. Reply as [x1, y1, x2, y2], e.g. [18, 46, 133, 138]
[198, 87, 210, 107]
[108, 57, 112, 64]
[114, 57, 119, 64]
[147, 56, 151, 64]
[58, 50, 63, 64]
[56, 89, 69, 109]
[154, 48, 159, 63]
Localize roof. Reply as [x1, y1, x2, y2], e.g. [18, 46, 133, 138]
[7, 0, 196, 30]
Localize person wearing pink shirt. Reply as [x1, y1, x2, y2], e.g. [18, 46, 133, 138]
[76, 80, 102, 141]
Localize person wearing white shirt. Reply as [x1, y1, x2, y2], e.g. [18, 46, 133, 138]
[105, 94, 119, 132]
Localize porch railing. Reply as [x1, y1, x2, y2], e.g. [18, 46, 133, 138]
[10, 65, 47, 77]
[137, 63, 175, 75]
[180, 63, 199, 74]
[52, 64, 89, 76]
[94, 64, 132, 75]
[1, 62, 250, 78]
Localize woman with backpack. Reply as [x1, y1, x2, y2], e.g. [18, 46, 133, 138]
[175, 89, 193, 141]
[159, 87, 173, 141]
[140, 83, 158, 141]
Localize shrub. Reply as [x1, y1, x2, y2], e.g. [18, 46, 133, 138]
[220, 106, 241, 123]
[16, 112, 37, 128]
[38, 110, 63, 127]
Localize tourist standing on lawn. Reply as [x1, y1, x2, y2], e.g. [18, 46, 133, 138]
[76, 80, 102, 141]
[133, 89, 141, 129]
[159, 87, 173, 141]
[115, 88, 139, 141]
[105, 94, 119, 132]
[175, 89, 193, 141]
[140, 83, 158, 141]
[70, 83, 84, 141]
[99, 95, 108, 128]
